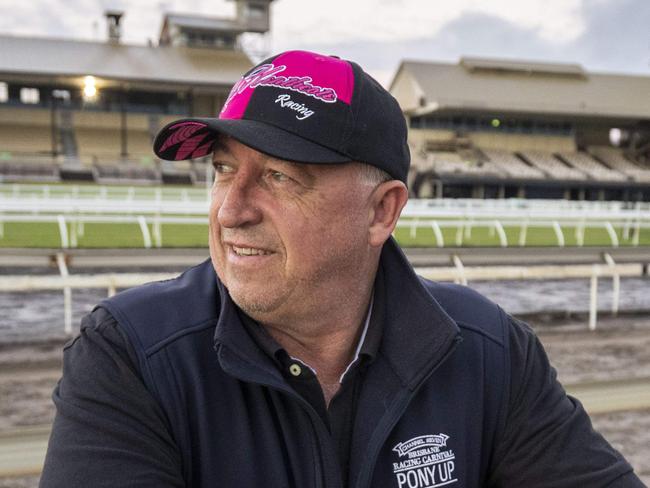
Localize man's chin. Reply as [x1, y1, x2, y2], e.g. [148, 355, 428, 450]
[227, 286, 283, 317]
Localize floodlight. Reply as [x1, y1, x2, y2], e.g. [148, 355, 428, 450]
[83, 76, 97, 99]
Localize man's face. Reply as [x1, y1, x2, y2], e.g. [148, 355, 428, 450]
[209, 137, 376, 323]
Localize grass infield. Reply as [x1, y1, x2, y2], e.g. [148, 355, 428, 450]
[2, 183, 648, 248]
[1, 221, 648, 248]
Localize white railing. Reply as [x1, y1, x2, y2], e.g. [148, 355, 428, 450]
[1, 213, 648, 249]
[402, 198, 650, 216]
[395, 219, 650, 247]
[2, 185, 649, 217]
[0, 214, 208, 248]
[0, 252, 643, 333]
[1, 187, 649, 248]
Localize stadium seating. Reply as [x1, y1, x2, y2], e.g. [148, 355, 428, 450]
[0, 107, 53, 155]
[426, 151, 504, 178]
[94, 162, 160, 185]
[519, 150, 587, 180]
[588, 146, 650, 183]
[74, 111, 154, 164]
[0, 158, 60, 182]
[558, 151, 628, 182]
[481, 149, 546, 179]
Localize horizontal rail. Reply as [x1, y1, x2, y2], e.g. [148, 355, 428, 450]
[0, 197, 209, 215]
[416, 263, 644, 282]
[0, 273, 177, 292]
[2, 246, 649, 269]
[1, 260, 646, 332]
[0, 214, 208, 224]
[2, 192, 650, 219]
[0, 265, 643, 293]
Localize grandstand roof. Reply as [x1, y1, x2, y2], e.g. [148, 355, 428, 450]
[0, 34, 252, 88]
[162, 13, 245, 33]
[390, 57, 650, 120]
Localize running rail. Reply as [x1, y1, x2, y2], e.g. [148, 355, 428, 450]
[0, 254, 645, 333]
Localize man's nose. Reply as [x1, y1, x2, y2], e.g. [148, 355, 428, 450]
[216, 178, 262, 228]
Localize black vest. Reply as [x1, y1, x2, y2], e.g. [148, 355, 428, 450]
[100, 239, 507, 488]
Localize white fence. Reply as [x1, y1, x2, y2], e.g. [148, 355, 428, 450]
[2, 193, 649, 248]
[2, 183, 650, 216]
[398, 218, 650, 247]
[0, 251, 643, 333]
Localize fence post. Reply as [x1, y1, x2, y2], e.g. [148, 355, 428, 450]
[603, 253, 620, 316]
[518, 220, 528, 246]
[70, 218, 78, 248]
[604, 222, 619, 247]
[56, 215, 69, 249]
[410, 217, 418, 239]
[137, 216, 153, 249]
[455, 222, 464, 246]
[632, 219, 641, 246]
[108, 276, 117, 297]
[451, 254, 467, 286]
[464, 220, 473, 239]
[153, 213, 162, 248]
[430, 221, 444, 248]
[575, 219, 585, 247]
[552, 221, 565, 247]
[494, 220, 508, 247]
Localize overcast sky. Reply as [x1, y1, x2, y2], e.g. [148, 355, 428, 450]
[0, 0, 648, 86]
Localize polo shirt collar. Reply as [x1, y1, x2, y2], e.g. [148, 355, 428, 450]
[237, 269, 383, 383]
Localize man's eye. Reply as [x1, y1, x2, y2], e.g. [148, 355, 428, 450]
[213, 163, 234, 174]
[269, 170, 290, 182]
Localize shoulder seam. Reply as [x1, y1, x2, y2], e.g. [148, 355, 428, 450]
[145, 317, 219, 357]
[456, 320, 505, 347]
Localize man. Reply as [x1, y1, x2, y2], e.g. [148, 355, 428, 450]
[41, 51, 643, 487]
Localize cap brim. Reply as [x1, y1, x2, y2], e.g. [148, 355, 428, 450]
[153, 117, 352, 164]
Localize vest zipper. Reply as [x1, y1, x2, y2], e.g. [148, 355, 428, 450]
[354, 334, 462, 488]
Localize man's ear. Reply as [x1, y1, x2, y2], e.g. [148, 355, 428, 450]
[368, 180, 409, 248]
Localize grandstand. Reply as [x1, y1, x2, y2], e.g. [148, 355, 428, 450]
[3, 16, 650, 203]
[390, 57, 650, 201]
[0, 2, 275, 185]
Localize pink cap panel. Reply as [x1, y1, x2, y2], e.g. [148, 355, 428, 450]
[219, 50, 354, 120]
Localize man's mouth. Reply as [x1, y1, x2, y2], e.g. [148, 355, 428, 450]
[231, 245, 272, 256]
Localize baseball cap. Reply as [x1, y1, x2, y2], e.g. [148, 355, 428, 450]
[153, 50, 410, 182]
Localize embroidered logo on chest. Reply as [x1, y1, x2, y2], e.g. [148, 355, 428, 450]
[392, 434, 457, 488]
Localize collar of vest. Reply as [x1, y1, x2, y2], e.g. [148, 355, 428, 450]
[213, 237, 460, 391]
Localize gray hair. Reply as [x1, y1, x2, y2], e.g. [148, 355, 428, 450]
[357, 163, 392, 186]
